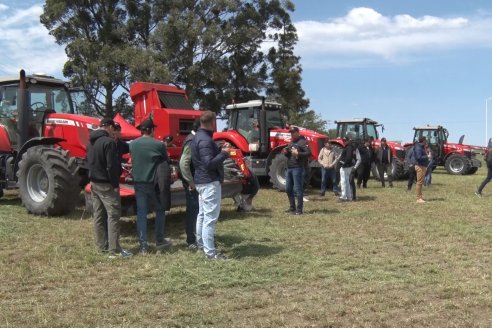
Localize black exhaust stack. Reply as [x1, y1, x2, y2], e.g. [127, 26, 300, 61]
[17, 70, 29, 147]
[259, 97, 269, 155]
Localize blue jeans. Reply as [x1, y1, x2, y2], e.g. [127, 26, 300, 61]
[424, 160, 433, 186]
[196, 181, 222, 256]
[184, 187, 198, 245]
[134, 182, 165, 249]
[286, 167, 304, 212]
[320, 167, 339, 194]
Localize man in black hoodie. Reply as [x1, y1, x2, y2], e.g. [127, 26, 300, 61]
[282, 127, 311, 215]
[88, 118, 132, 258]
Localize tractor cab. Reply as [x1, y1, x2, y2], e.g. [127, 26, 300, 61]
[333, 118, 381, 147]
[0, 73, 84, 150]
[413, 125, 447, 162]
[226, 100, 283, 149]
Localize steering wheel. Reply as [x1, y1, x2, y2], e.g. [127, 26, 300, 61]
[31, 102, 46, 110]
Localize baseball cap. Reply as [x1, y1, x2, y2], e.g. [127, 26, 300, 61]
[138, 119, 157, 130]
[381, 137, 387, 142]
[100, 117, 115, 128]
[289, 126, 300, 133]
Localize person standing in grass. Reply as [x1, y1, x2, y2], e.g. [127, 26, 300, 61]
[476, 143, 492, 197]
[130, 118, 171, 254]
[375, 137, 393, 187]
[414, 136, 429, 203]
[179, 119, 200, 250]
[192, 111, 231, 260]
[282, 126, 311, 214]
[318, 141, 340, 197]
[88, 118, 132, 258]
[356, 137, 374, 189]
[405, 142, 417, 191]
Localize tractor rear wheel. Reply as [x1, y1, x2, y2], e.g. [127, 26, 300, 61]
[371, 158, 404, 181]
[269, 153, 287, 191]
[444, 154, 470, 175]
[17, 146, 80, 216]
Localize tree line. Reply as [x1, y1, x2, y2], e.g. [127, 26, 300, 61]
[41, 0, 326, 132]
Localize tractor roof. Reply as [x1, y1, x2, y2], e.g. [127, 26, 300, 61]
[334, 118, 379, 125]
[413, 125, 443, 130]
[0, 73, 67, 86]
[225, 100, 282, 110]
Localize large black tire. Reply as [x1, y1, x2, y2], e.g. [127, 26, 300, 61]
[371, 158, 404, 181]
[269, 153, 287, 191]
[17, 146, 80, 216]
[444, 154, 470, 175]
[310, 167, 322, 188]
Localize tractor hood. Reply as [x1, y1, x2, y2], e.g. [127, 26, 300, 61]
[270, 126, 328, 140]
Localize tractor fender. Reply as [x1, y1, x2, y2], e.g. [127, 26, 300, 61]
[14, 137, 65, 173]
[213, 131, 249, 153]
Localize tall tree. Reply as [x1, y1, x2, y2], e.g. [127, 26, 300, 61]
[41, 0, 168, 117]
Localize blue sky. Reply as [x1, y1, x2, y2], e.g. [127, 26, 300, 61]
[1, 1, 492, 146]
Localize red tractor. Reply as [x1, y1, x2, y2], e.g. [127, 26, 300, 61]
[407, 125, 483, 175]
[212, 99, 329, 191]
[0, 70, 97, 215]
[0, 71, 250, 216]
[330, 118, 407, 180]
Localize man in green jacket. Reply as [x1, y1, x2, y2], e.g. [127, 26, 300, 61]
[130, 119, 170, 254]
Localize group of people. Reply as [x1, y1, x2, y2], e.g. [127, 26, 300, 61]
[314, 134, 434, 206]
[87, 111, 232, 260]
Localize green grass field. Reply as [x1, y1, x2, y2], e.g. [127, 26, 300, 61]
[1, 167, 491, 327]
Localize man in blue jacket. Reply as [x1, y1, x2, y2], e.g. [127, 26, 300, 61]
[191, 111, 231, 260]
[414, 136, 429, 203]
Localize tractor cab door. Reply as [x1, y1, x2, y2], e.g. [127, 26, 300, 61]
[0, 85, 20, 148]
[231, 107, 257, 143]
[26, 85, 71, 138]
[428, 130, 443, 161]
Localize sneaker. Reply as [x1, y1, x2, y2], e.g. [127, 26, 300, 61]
[334, 192, 340, 197]
[187, 243, 200, 251]
[475, 191, 482, 198]
[156, 239, 172, 251]
[109, 249, 133, 258]
[285, 208, 295, 213]
[294, 211, 303, 215]
[319, 192, 325, 197]
[139, 247, 149, 255]
[416, 199, 426, 203]
[206, 252, 228, 260]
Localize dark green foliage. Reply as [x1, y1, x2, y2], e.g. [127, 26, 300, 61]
[40, 0, 325, 130]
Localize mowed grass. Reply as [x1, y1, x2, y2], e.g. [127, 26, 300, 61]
[1, 167, 491, 327]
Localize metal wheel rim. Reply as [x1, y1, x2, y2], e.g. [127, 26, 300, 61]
[27, 163, 49, 203]
[449, 158, 464, 173]
[276, 163, 287, 186]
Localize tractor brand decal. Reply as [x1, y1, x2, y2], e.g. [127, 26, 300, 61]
[45, 118, 76, 126]
[270, 132, 291, 140]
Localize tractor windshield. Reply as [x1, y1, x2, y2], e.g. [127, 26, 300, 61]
[0, 83, 74, 117]
[232, 106, 283, 142]
[415, 129, 439, 144]
[337, 122, 378, 140]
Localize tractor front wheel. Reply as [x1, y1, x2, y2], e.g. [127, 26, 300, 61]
[17, 146, 80, 216]
[269, 153, 287, 191]
[444, 154, 470, 175]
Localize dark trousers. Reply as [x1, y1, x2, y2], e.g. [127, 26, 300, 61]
[184, 187, 198, 245]
[286, 167, 304, 212]
[377, 162, 393, 186]
[407, 165, 416, 190]
[478, 166, 492, 193]
[357, 163, 371, 188]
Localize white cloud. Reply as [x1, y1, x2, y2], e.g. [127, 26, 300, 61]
[294, 7, 492, 68]
[0, 3, 67, 77]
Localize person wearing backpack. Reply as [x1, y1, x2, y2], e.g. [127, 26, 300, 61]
[414, 136, 429, 203]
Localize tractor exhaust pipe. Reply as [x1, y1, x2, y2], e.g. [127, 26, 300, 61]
[17, 69, 29, 147]
[259, 97, 269, 155]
